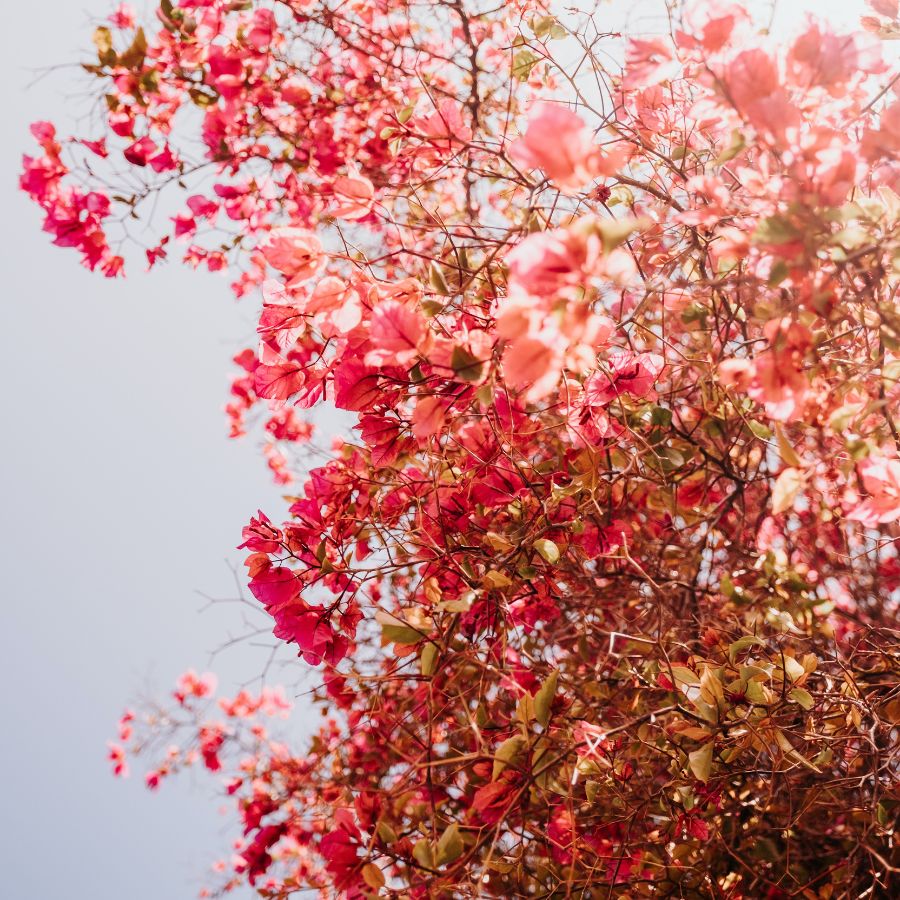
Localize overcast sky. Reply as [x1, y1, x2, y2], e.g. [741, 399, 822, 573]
[0, 1, 882, 898]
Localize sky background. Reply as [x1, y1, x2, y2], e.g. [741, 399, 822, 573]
[0, 1, 883, 898]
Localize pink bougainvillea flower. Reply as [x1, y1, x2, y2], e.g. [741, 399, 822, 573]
[585, 352, 665, 406]
[331, 168, 376, 220]
[678, 0, 748, 53]
[505, 227, 602, 298]
[787, 21, 883, 95]
[365, 299, 427, 367]
[721, 49, 799, 142]
[502, 335, 563, 403]
[847, 457, 900, 526]
[261, 227, 325, 287]
[509, 102, 626, 192]
[254, 362, 306, 403]
[411, 395, 446, 444]
[174, 670, 218, 705]
[623, 38, 681, 90]
[420, 98, 473, 146]
[108, 2, 135, 29]
[870, 0, 899, 15]
[303, 276, 363, 336]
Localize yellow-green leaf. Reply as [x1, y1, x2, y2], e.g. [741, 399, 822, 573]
[775, 424, 802, 467]
[688, 743, 714, 783]
[727, 634, 764, 663]
[376, 610, 426, 646]
[534, 670, 558, 728]
[512, 48, 539, 81]
[435, 823, 464, 866]
[772, 467, 803, 515]
[118, 27, 147, 69]
[789, 686, 814, 710]
[428, 261, 451, 295]
[783, 655, 806, 682]
[412, 839, 435, 869]
[92, 26, 116, 66]
[670, 666, 701, 687]
[533, 538, 560, 565]
[376, 821, 398, 844]
[420, 642, 438, 676]
[492, 735, 526, 780]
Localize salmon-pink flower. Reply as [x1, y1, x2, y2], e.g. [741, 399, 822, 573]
[502, 335, 563, 403]
[788, 22, 883, 95]
[331, 168, 375, 220]
[506, 227, 601, 297]
[304, 277, 362, 336]
[174, 669, 218, 705]
[420, 99, 473, 145]
[262, 228, 325, 287]
[366, 299, 427, 367]
[623, 38, 681, 90]
[585, 352, 665, 406]
[679, 1, 748, 53]
[509, 102, 624, 192]
[847, 457, 900, 526]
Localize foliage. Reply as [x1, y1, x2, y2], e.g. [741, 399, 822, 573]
[24, 0, 900, 896]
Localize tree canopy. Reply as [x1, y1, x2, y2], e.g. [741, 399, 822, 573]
[22, 0, 900, 896]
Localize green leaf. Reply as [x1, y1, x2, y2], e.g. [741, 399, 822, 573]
[606, 184, 634, 207]
[753, 215, 800, 246]
[376, 821, 398, 844]
[789, 687, 814, 710]
[767, 260, 790, 287]
[450, 345, 484, 383]
[714, 129, 746, 166]
[492, 735, 526, 780]
[596, 216, 648, 253]
[376, 610, 425, 646]
[533, 538, 560, 565]
[412, 839, 435, 869]
[531, 15, 566, 39]
[670, 665, 701, 687]
[772, 467, 803, 515]
[747, 420, 773, 440]
[512, 49, 540, 81]
[435, 823, 464, 866]
[775, 424, 802, 467]
[744, 679, 769, 705]
[420, 642, 438, 676]
[688, 743, 714, 783]
[650, 405, 673, 428]
[428, 261, 451, 295]
[727, 635, 763, 663]
[534, 670, 559, 728]
[189, 88, 216, 108]
[783, 656, 806, 682]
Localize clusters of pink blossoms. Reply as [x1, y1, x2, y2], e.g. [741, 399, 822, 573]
[23, 0, 900, 897]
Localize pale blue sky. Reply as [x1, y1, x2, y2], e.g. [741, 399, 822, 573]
[0, 0, 883, 898]
[1, 3, 291, 896]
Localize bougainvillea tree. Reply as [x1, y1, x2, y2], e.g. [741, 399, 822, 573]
[23, 0, 900, 895]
